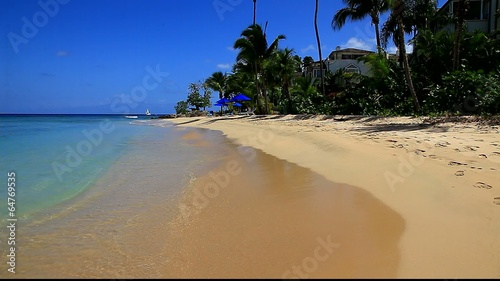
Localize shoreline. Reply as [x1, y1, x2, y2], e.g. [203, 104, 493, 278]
[165, 114, 500, 278]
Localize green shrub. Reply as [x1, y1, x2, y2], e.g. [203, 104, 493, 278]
[424, 70, 500, 115]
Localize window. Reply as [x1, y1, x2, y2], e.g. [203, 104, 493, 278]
[483, 0, 490, 19]
[467, 0, 482, 20]
[344, 64, 360, 74]
[313, 69, 325, 78]
[341, 54, 365, 60]
[452, 0, 488, 20]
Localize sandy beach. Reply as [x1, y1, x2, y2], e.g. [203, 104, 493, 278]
[163, 114, 500, 278]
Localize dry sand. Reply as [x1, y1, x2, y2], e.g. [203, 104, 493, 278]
[163, 114, 500, 278]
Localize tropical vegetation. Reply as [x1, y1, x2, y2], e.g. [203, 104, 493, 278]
[175, 0, 499, 117]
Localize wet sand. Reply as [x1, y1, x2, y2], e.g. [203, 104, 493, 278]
[162, 137, 405, 278]
[167, 115, 500, 278]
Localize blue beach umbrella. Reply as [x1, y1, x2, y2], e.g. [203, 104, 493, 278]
[230, 93, 251, 102]
[230, 94, 250, 113]
[216, 97, 230, 105]
[215, 98, 230, 113]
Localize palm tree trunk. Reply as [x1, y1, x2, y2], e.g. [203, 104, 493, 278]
[374, 18, 382, 52]
[314, 0, 325, 97]
[397, 17, 421, 113]
[262, 76, 269, 114]
[284, 81, 292, 114]
[253, 0, 256, 25]
[453, 0, 467, 71]
[371, 11, 382, 52]
[254, 64, 262, 114]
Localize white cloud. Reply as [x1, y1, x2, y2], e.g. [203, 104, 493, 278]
[406, 44, 414, 54]
[300, 44, 315, 54]
[387, 44, 414, 54]
[227, 46, 237, 52]
[341, 37, 374, 51]
[217, 63, 231, 70]
[388, 46, 398, 54]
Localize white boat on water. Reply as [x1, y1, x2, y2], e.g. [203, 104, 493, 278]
[145, 109, 151, 116]
[125, 115, 139, 119]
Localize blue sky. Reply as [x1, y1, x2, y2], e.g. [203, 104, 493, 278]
[0, 0, 447, 114]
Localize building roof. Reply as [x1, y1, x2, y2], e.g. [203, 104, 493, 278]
[330, 48, 375, 54]
[327, 47, 375, 60]
[436, 0, 453, 16]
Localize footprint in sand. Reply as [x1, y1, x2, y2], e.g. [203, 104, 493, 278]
[488, 152, 500, 164]
[414, 149, 426, 156]
[479, 154, 488, 158]
[474, 182, 492, 189]
[455, 170, 465, 176]
[464, 145, 480, 151]
[449, 161, 467, 166]
[494, 197, 500, 205]
[435, 141, 451, 147]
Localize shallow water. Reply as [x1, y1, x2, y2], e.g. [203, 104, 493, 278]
[0, 115, 155, 218]
[0, 118, 225, 278]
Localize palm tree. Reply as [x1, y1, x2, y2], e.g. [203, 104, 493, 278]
[315, 0, 326, 97]
[381, 0, 439, 60]
[302, 56, 315, 76]
[388, 0, 421, 112]
[271, 48, 301, 113]
[332, 0, 390, 52]
[234, 24, 285, 114]
[206, 71, 227, 99]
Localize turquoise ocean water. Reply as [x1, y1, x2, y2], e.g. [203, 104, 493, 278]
[0, 114, 148, 218]
[0, 114, 238, 277]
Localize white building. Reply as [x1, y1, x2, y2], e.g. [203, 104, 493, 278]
[436, 0, 499, 34]
[305, 47, 376, 79]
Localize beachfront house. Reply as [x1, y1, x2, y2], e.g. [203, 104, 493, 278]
[435, 0, 499, 34]
[304, 47, 376, 79]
